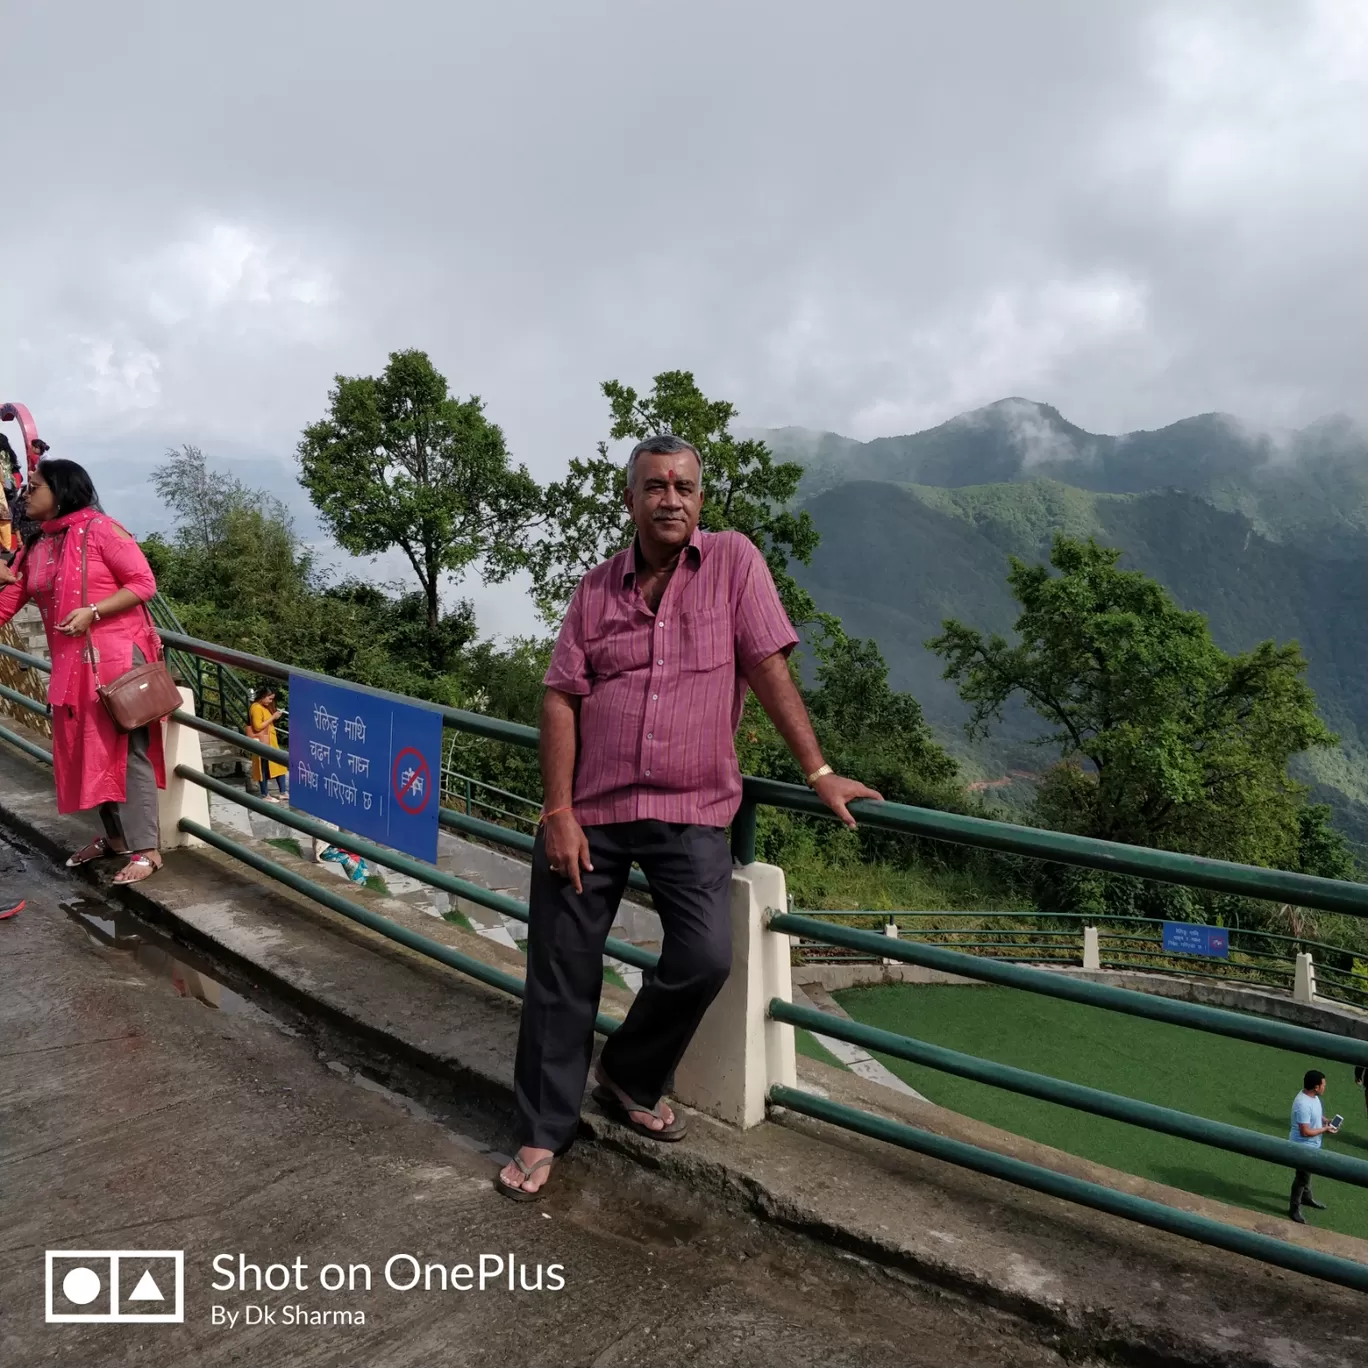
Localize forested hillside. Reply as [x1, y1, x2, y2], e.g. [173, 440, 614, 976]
[768, 403, 1368, 839]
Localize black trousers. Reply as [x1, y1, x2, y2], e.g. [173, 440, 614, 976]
[1290, 1167, 1315, 1212]
[512, 820, 733, 1152]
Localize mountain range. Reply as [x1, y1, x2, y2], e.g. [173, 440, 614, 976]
[763, 399, 1368, 841]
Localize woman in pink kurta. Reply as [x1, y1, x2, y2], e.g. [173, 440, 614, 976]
[0, 460, 167, 883]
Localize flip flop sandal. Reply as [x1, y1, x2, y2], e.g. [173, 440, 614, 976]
[0, 899, 25, 920]
[66, 838, 122, 868]
[112, 854, 162, 886]
[496, 1154, 555, 1203]
[592, 1084, 688, 1141]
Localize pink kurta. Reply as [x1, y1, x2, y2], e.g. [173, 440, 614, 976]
[0, 507, 166, 813]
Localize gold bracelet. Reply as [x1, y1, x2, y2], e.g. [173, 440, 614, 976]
[806, 763, 833, 786]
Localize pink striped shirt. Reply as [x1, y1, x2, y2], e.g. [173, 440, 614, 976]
[545, 528, 799, 827]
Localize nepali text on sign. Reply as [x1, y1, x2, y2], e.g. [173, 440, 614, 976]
[287, 674, 442, 864]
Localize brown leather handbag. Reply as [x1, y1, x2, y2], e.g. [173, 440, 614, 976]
[80, 522, 182, 732]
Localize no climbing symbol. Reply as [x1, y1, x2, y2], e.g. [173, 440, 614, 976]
[289, 673, 442, 864]
[392, 747, 433, 816]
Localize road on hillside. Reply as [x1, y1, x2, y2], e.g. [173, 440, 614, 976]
[0, 831, 1090, 1368]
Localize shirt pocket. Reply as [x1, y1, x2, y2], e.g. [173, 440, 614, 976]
[680, 607, 734, 672]
[586, 617, 650, 681]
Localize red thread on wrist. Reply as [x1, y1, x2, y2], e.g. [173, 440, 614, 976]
[540, 805, 573, 824]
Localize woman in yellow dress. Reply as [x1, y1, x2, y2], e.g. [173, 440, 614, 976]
[247, 684, 289, 803]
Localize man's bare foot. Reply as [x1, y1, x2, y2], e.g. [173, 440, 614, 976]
[498, 1146, 555, 1196]
[594, 1066, 674, 1132]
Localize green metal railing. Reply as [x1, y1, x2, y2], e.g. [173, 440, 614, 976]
[773, 998, 1368, 1188]
[771, 1086, 1368, 1293]
[766, 915, 1368, 1292]
[168, 705, 654, 899]
[147, 596, 255, 728]
[734, 776, 1368, 918]
[177, 765, 658, 975]
[6, 627, 1368, 1292]
[0, 640, 53, 764]
[775, 912, 1368, 1064]
[788, 909, 1368, 1010]
[440, 762, 542, 833]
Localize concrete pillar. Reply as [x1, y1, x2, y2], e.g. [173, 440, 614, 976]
[673, 862, 797, 1128]
[883, 918, 899, 966]
[1294, 952, 1317, 1004]
[1083, 926, 1101, 971]
[158, 688, 210, 850]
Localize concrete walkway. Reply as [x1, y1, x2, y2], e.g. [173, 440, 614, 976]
[1, 839, 1077, 1368]
[4, 734, 1368, 1366]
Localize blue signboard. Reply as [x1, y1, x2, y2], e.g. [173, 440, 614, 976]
[1161, 922, 1230, 959]
[286, 674, 442, 865]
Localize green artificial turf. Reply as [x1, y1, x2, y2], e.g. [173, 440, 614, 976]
[833, 983, 1368, 1238]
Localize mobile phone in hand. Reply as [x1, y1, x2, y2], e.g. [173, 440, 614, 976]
[1330, 1114, 1345, 1130]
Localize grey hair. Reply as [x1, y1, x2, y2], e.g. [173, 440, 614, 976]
[625, 434, 702, 490]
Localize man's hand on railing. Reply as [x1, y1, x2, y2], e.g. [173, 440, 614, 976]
[812, 772, 884, 828]
[543, 810, 594, 894]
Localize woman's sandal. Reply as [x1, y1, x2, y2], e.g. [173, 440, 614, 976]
[66, 838, 123, 868]
[496, 1154, 555, 1203]
[591, 1083, 688, 1141]
[112, 853, 163, 886]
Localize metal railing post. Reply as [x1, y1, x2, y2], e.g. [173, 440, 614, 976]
[731, 798, 757, 866]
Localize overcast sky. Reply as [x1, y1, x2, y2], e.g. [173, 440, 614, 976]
[3, 1, 1364, 634]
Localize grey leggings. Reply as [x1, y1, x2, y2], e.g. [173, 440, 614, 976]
[97, 648, 160, 852]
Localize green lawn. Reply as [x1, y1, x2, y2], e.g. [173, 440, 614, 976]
[833, 983, 1368, 1238]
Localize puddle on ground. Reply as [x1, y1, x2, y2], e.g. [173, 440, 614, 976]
[62, 899, 257, 1016]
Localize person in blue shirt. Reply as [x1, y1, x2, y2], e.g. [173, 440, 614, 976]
[1289, 1069, 1339, 1223]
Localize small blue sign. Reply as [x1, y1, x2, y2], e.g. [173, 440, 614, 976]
[1162, 921, 1230, 959]
[287, 673, 442, 865]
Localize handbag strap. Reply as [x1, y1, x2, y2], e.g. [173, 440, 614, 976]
[79, 521, 102, 688]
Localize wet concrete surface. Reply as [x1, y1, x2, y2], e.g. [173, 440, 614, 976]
[1, 836, 1085, 1368]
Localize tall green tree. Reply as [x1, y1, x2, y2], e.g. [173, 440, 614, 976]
[528, 370, 819, 625]
[143, 446, 319, 661]
[928, 536, 1340, 876]
[297, 349, 539, 639]
[144, 446, 482, 703]
[152, 443, 283, 551]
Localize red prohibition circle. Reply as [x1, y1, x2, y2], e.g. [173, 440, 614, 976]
[391, 747, 433, 815]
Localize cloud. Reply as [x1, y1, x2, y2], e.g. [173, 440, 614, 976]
[758, 271, 1151, 443]
[2, 0, 1364, 640]
[953, 398, 1087, 469]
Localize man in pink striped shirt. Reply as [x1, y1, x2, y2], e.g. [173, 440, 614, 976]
[498, 436, 881, 1201]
